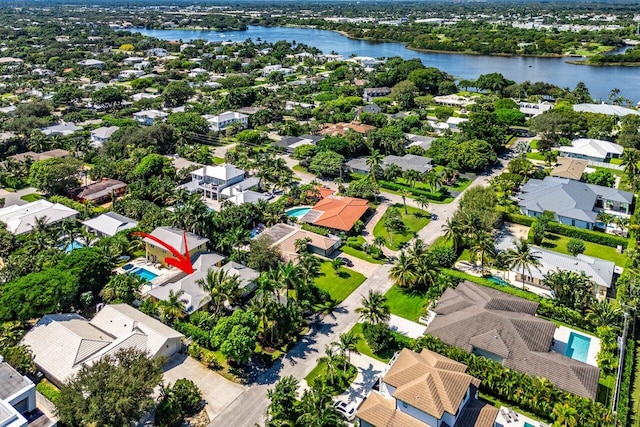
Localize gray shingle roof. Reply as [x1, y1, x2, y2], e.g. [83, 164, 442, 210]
[427, 281, 599, 399]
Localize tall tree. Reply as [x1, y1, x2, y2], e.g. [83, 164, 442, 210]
[503, 238, 542, 289]
[356, 290, 390, 326]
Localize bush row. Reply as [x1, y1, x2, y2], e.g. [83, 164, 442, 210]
[378, 180, 449, 201]
[174, 321, 214, 350]
[301, 223, 330, 236]
[545, 222, 628, 248]
[615, 335, 635, 427]
[503, 212, 535, 226]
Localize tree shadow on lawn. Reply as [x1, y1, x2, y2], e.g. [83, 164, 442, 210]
[337, 270, 351, 279]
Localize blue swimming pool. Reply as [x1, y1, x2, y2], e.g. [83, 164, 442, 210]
[60, 240, 85, 253]
[487, 276, 509, 286]
[286, 207, 311, 218]
[524, 422, 535, 427]
[565, 332, 591, 363]
[129, 267, 158, 282]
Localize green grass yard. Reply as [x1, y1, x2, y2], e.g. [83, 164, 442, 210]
[373, 204, 430, 250]
[20, 193, 42, 202]
[384, 286, 429, 321]
[314, 261, 366, 303]
[525, 151, 545, 161]
[213, 156, 225, 164]
[540, 232, 627, 266]
[304, 360, 357, 395]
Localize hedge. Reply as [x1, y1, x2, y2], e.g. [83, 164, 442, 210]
[36, 380, 60, 406]
[174, 321, 213, 350]
[545, 222, 628, 248]
[378, 180, 448, 201]
[503, 212, 535, 226]
[616, 335, 635, 426]
[301, 223, 330, 236]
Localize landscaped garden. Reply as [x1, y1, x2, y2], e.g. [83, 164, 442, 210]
[384, 285, 429, 322]
[314, 260, 366, 303]
[540, 232, 628, 266]
[373, 204, 430, 250]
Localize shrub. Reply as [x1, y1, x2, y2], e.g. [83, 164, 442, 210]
[503, 212, 535, 226]
[566, 238, 586, 256]
[301, 223, 330, 236]
[530, 220, 546, 245]
[429, 244, 457, 268]
[362, 322, 394, 353]
[545, 222, 628, 248]
[174, 322, 213, 350]
[36, 380, 60, 406]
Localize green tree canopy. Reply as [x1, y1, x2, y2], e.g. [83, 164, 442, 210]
[29, 157, 83, 195]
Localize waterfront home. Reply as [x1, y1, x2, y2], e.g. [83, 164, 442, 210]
[517, 176, 633, 229]
[142, 227, 209, 267]
[426, 281, 599, 399]
[573, 103, 640, 117]
[21, 304, 184, 387]
[356, 348, 498, 427]
[519, 100, 553, 118]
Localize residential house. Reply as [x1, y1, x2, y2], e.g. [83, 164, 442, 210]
[69, 178, 126, 204]
[262, 64, 294, 76]
[347, 153, 433, 175]
[133, 110, 168, 126]
[8, 149, 69, 163]
[573, 103, 640, 117]
[181, 164, 246, 200]
[143, 226, 209, 267]
[355, 104, 381, 119]
[0, 200, 78, 235]
[558, 138, 624, 163]
[118, 69, 144, 80]
[41, 122, 81, 136]
[123, 56, 145, 66]
[348, 56, 381, 68]
[82, 211, 138, 237]
[445, 116, 468, 131]
[261, 223, 342, 260]
[406, 134, 436, 151]
[77, 59, 104, 68]
[224, 190, 272, 206]
[356, 348, 498, 427]
[21, 304, 184, 387]
[298, 195, 369, 232]
[0, 106, 16, 117]
[0, 360, 55, 427]
[426, 281, 600, 399]
[90, 126, 119, 147]
[363, 87, 392, 103]
[550, 157, 588, 180]
[517, 176, 633, 229]
[203, 111, 248, 132]
[519, 101, 553, 118]
[319, 122, 375, 137]
[131, 92, 160, 102]
[274, 134, 322, 153]
[147, 48, 169, 57]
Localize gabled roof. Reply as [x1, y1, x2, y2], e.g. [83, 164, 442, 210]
[551, 157, 588, 180]
[82, 212, 138, 237]
[0, 200, 78, 235]
[9, 149, 70, 162]
[69, 178, 126, 201]
[573, 103, 640, 117]
[305, 196, 369, 231]
[357, 391, 429, 427]
[558, 138, 624, 160]
[143, 226, 209, 253]
[383, 154, 433, 173]
[427, 281, 600, 399]
[383, 348, 479, 419]
[90, 126, 119, 139]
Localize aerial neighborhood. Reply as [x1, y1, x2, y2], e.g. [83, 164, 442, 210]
[1, 2, 640, 427]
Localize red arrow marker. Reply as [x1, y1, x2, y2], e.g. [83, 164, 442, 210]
[131, 231, 195, 274]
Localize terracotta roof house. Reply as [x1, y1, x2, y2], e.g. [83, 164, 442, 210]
[21, 304, 183, 387]
[426, 281, 600, 399]
[298, 196, 369, 232]
[261, 223, 342, 260]
[356, 348, 498, 427]
[69, 178, 126, 204]
[8, 149, 69, 163]
[550, 157, 588, 180]
[319, 122, 375, 137]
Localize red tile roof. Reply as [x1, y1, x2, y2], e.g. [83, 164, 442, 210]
[310, 196, 369, 231]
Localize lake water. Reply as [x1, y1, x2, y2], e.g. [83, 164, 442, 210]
[131, 26, 640, 102]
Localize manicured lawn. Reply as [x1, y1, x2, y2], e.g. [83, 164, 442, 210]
[305, 360, 357, 395]
[213, 156, 225, 164]
[314, 261, 366, 303]
[293, 164, 308, 173]
[341, 245, 385, 264]
[525, 151, 545, 161]
[529, 139, 538, 149]
[20, 193, 42, 202]
[541, 232, 627, 266]
[373, 204, 430, 250]
[384, 285, 429, 321]
[349, 323, 393, 363]
[380, 186, 454, 204]
[458, 249, 472, 262]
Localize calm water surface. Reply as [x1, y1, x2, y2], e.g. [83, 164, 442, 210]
[131, 26, 640, 102]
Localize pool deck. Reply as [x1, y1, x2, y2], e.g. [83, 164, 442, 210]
[551, 325, 600, 367]
[495, 406, 547, 427]
[115, 257, 183, 294]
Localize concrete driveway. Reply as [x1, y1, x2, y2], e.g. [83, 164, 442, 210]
[335, 353, 387, 409]
[0, 187, 39, 207]
[388, 314, 427, 339]
[163, 354, 246, 422]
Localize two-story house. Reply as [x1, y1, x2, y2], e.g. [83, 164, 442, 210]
[363, 87, 392, 103]
[203, 111, 248, 132]
[356, 348, 498, 427]
[518, 176, 634, 230]
[90, 126, 119, 147]
[143, 226, 209, 267]
[557, 138, 624, 163]
[182, 164, 246, 200]
[133, 110, 169, 126]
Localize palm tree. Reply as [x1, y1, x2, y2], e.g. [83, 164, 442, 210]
[422, 170, 444, 193]
[621, 148, 639, 179]
[596, 211, 615, 231]
[552, 403, 578, 427]
[614, 216, 630, 236]
[158, 289, 187, 325]
[356, 290, 390, 326]
[318, 344, 340, 385]
[442, 218, 464, 252]
[585, 299, 622, 328]
[415, 195, 430, 213]
[100, 274, 144, 303]
[366, 149, 383, 184]
[372, 235, 387, 250]
[400, 189, 410, 215]
[389, 252, 416, 288]
[403, 169, 421, 188]
[470, 231, 496, 273]
[331, 257, 343, 274]
[197, 268, 240, 316]
[337, 332, 358, 368]
[503, 238, 542, 290]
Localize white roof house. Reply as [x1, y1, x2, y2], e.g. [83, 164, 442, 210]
[41, 121, 81, 136]
[519, 101, 553, 117]
[203, 111, 248, 132]
[90, 125, 119, 147]
[82, 211, 138, 237]
[0, 200, 78, 235]
[21, 304, 183, 387]
[143, 226, 210, 254]
[558, 138, 624, 162]
[77, 59, 104, 67]
[133, 109, 168, 126]
[573, 103, 640, 117]
[118, 69, 144, 80]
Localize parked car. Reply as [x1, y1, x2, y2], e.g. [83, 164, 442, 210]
[336, 256, 353, 267]
[334, 400, 356, 421]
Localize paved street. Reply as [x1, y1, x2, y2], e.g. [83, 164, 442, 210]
[211, 264, 393, 426]
[0, 187, 39, 207]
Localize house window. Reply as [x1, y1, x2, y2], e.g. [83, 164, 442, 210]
[606, 201, 614, 210]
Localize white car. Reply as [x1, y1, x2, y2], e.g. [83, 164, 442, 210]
[334, 400, 356, 421]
